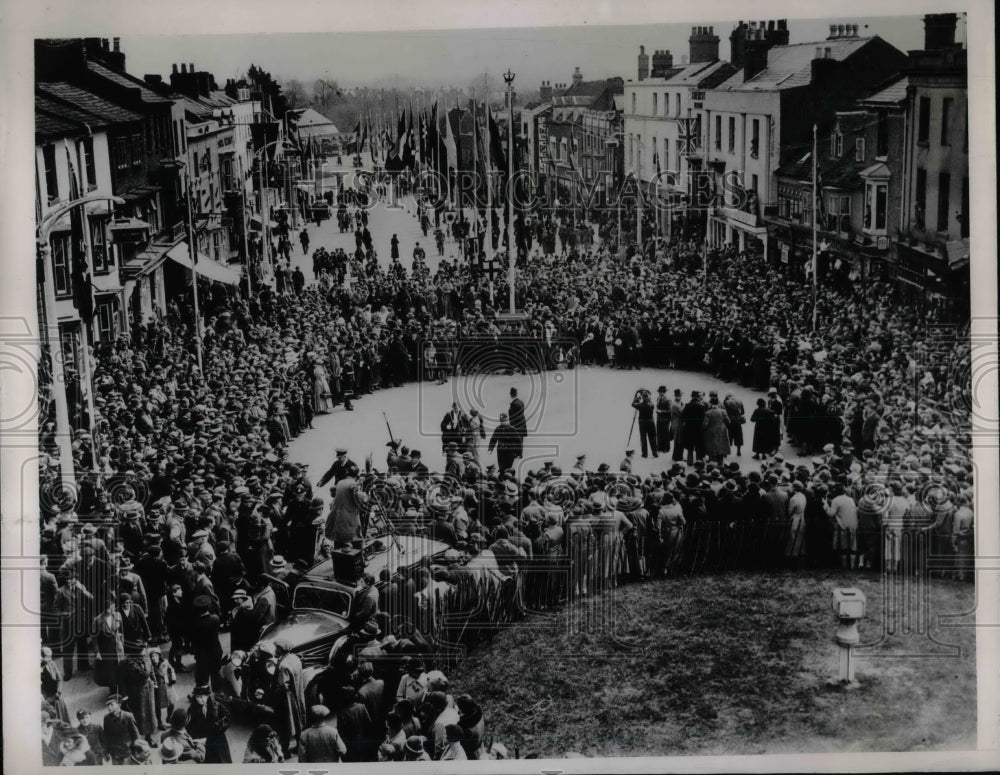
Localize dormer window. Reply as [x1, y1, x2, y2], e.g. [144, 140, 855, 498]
[832, 131, 843, 156]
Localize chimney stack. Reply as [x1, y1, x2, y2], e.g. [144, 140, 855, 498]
[689, 23, 721, 63]
[637, 44, 649, 81]
[829, 24, 838, 39]
[730, 21, 748, 69]
[540, 80, 553, 101]
[923, 13, 958, 50]
[572, 66, 583, 86]
[743, 34, 770, 82]
[651, 49, 674, 77]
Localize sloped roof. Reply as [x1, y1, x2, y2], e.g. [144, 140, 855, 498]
[204, 91, 236, 107]
[36, 93, 111, 130]
[294, 107, 337, 129]
[87, 61, 173, 103]
[174, 94, 214, 120]
[37, 82, 144, 124]
[776, 147, 867, 188]
[716, 37, 874, 91]
[559, 77, 625, 102]
[835, 111, 868, 134]
[859, 75, 908, 105]
[36, 109, 85, 140]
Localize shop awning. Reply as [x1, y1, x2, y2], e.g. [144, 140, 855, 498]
[166, 242, 242, 286]
[249, 215, 279, 231]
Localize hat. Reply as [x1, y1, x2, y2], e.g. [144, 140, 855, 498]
[159, 735, 183, 763]
[190, 684, 212, 698]
[335, 448, 348, 456]
[405, 736, 426, 755]
[309, 704, 330, 722]
[232, 588, 249, 601]
[445, 723, 464, 742]
[105, 693, 126, 705]
[625, 450, 635, 457]
[674, 389, 683, 396]
[657, 386, 667, 393]
[269, 556, 288, 572]
[128, 739, 151, 763]
[192, 595, 213, 611]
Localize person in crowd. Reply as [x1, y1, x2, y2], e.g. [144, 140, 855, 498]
[185, 684, 232, 763]
[102, 694, 140, 765]
[243, 724, 284, 763]
[298, 704, 347, 763]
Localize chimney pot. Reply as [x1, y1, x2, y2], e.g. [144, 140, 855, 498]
[838, 24, 846, 37]
[768, 20, 775, 31]
[816, 47, 822, 59]
[189, 62, 195, 73]
[825, 47, 832, 58]
[113, 37, 120, 52]
[853, 24, 859, 36]
[829, 24, 838, 38]
[181, 64, 187, 73]
[172, 63, 178, 74]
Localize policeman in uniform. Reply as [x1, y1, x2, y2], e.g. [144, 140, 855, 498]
[318, 449, 358, 488]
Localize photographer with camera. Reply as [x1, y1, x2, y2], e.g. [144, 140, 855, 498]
[631, 389, 658, 459]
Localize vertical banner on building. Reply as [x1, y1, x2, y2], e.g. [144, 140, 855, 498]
[537, 115, 548, 171]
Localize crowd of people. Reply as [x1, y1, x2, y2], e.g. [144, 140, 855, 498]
[38, 180, 975, 764]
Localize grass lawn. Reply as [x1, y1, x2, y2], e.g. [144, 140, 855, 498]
[448, 571, 977, 758]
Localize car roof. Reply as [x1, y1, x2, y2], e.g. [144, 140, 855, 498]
[304, 533, 451, 586]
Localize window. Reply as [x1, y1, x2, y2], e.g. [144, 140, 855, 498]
[91, 219, 110, 273]
[917, 96, 930, 143]
[914, 168, 926, 228]
[664, 137, 670, 172]
[751, 119, 759, 158]
[937, 172, 950, 232]
[631, 92, 636, 114]
[876, 110, 888, 156]
[131, 135, 142, 167]
[751, 173, 758, 195]
[113, 138, 129, 171]
[637, 134, 641, 169]
[82, 136, 97, 190]
[653, 93, 658, 115]
[714, 115, 721, 150]
[193, 151, 199, 175]
[51, 235, 71, 296]
[675, 93, 681, 117]
[832, 132, 843, 156]
[941, 97, 953, 146]
[42, 144, 58, 202]
[727, 116, 735, 152]
[96, 298, 116, 343]
[629, 134, 633, 167]
[675, 139, 682, 169]
[855, 137, 865, 161]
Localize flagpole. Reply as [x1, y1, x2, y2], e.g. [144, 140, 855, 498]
[485, 73, 494, 267]
[812, 122, 818, 333]
[504, 69, 516, 314]
[184, 162, 204, 372]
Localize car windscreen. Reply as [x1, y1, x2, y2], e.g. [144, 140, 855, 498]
[292, 583, 352, 618]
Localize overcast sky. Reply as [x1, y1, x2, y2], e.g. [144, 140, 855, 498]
[118, 14, 949, 96]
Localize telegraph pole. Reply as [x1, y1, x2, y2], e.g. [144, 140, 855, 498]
[504, 68, 516, 314]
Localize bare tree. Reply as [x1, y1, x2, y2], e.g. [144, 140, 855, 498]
[283, 78, 307, 110]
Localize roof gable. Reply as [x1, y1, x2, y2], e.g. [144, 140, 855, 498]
[87, 61, 173, 104]
[717, 37, 875, 91]
[37, 82, 144, 124]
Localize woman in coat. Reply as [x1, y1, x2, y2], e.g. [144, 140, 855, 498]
[90, 598, 125, 689]
[703, 395, 730, 465]
[455, 695, 487, 760]
[118, 650, 159, 745]
[312, 360, 334, 414]
[657, 491, 686, 577]
[149, 648, 177, 728]
[722, 393, 746, 456]
[186, 686, 232, 763]
[750, 398, 780, 459]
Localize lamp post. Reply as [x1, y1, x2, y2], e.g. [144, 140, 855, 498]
[504, 68, 516, 314]
[37, 193, 125, 490]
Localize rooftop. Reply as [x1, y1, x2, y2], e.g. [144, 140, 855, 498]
[859, 75, 909, 105]
[87, 60, 173, 104]
[716, 36, 875, 91]
[37, 82, 144, 124]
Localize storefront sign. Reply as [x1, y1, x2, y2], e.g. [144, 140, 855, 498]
[537, 116, 549, 167]
[781, 243, 789, 264]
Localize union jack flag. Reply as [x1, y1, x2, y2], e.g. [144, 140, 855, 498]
[678, 117, 700, 157]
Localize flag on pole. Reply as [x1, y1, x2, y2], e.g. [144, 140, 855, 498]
[443, 106, 458, 174]
[397, 111, 407, 157]
[350, 120, 361, 152]
[65, 146, 94, 321]
[403, 107, 415, 169]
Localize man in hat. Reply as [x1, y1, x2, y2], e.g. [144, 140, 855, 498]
[631, 388, 658, 458]
[409, 449, 429, 477]
[186, 529, 216, 570]
[396, 657, 428, 705]
[188, 594, 223, 688]
[620, 449, 635, 473]
[135, 536, 169, 642]
[440, 403, 466, 454]
[117, 557, 149, 614]
[488, 413, 519, 474]
[508, 388, 527, 459]
[681, 390, 707, 465]
[120, 593, 152, 654]
[102, 694, 140, 765]
[54, 567, 93, 679]
[655, 386, 672, 454]
[298, 704, 347, 763]
[185, 683, 232, 763]
[317, 448, 357, 488]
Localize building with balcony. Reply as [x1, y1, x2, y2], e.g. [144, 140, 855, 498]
[623, 28, 737, 241]
[893, 13, 969, 315]
[701, 21, 906, 256]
